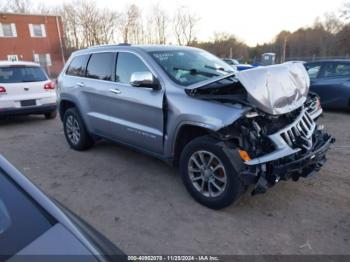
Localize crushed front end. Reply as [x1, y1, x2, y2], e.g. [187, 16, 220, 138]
[221, 96, 335, 195]
[186, 62, 335, 195]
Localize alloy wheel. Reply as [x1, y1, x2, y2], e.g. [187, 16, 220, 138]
[188, 150, 227, 197]
[66, 115, 81, 145]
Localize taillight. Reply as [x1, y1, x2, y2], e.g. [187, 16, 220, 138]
[0, 86, 6, 94]
[44, 82, 55, 90]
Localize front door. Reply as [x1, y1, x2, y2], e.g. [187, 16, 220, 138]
[108, 51, 164, 154]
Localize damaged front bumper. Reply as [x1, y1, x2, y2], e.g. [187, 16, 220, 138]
[241, 131, 335, 195]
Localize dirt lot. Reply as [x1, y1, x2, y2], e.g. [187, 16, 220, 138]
[0, 111, 349, 255]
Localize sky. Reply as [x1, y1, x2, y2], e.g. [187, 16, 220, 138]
[31, 0, 346, 46]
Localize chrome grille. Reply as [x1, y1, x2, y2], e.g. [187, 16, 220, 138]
[269, 109, 316, 151]
[281, 110, 315, 149]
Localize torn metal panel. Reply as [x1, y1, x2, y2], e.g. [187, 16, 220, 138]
[237, 62, 310, 115]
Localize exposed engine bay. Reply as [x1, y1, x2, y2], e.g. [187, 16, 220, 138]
[186, 63, 335, 195]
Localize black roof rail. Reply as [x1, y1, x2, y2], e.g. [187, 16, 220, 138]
[117, 43, 131, 46]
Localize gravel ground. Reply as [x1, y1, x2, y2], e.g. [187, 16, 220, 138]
[0, 111, 349, 255]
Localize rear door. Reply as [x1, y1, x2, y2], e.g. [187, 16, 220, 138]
[107, 51, 164, 154]
[78, 52, 118, 138]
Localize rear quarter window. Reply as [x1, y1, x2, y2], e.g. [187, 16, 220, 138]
[66, 55, 90, 77]
[323, 63, 350, 78]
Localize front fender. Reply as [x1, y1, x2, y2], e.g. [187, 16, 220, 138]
[164, 90, 250, 158]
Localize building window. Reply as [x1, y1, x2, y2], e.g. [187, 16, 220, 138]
[29, 24, 46, 38]
[0, 23, 17, 37]
[34, 54, 52, 67]
[7, 55, 18, 62]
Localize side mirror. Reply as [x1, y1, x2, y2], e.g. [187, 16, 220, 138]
[130, 72, 160, 90]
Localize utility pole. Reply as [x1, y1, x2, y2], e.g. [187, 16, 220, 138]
[281, 37, 287, 63]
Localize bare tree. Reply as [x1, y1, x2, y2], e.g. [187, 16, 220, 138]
[98, 8, 119, 44]
[0, 0, 9, 12]
[152, 4, 168, 44]
[341, 0, 350, 21]
[173, 6, 199, 46]
[194, 32, 249, 60]
[59, 1, 82, 49]
[119, 4, 143, 44]
[5, 0, 32, 13]
[77, 0, 99, 46]
[144, 4, 168, 44]
[58, 0, 119, 49]
[323, 12, 343, 34]
[0, 0, 55, 14]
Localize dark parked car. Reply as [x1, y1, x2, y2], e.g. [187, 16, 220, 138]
[222, 58, 255, 71]
[0, 155, 125, 261]
[304, 60, 350, 109]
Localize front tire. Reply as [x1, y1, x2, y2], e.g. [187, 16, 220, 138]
[63, 108, 94, 151]
[179, 136, 244, 209]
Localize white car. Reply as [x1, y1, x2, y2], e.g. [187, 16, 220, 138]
[0, 61, 57, 119]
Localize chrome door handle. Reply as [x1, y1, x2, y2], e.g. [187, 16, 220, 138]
[109, 88, 121, 94]
[76, 82, 85, 87]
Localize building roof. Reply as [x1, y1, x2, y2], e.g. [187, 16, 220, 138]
[0, 12, 61, 18]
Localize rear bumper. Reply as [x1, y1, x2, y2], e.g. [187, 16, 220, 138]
[242, 130, 335, 195]
[0, 103, 57, 116]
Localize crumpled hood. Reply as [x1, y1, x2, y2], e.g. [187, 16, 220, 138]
[237, 62, 310, 115]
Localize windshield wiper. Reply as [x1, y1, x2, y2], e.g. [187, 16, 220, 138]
[173, 67, 219, 77]
[204, 65, 234, 73]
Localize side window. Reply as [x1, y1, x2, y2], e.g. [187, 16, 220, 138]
[324, 63, 350, 78]
[305, 64, 321, 79]
[116, 52, 150, 84]
[86, 52, 115, 81]
[66, 55, 89, 77]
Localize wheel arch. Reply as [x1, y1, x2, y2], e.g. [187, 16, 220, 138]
[172, 123, 214, 166]
[59, 99, 77, 121]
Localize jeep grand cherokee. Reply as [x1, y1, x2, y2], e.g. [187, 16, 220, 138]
[57, 44, 334, 209]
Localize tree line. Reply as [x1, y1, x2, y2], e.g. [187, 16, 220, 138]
[0, 0, 199, 53]
[1, 0, 350, 62]
[250, 11, 350, 63]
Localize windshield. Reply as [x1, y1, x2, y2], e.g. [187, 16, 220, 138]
[0, 169, 54, 258]
[0, 66, 48, 83]
[149, 49, 235, 86]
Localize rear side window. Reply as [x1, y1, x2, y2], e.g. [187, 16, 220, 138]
[323, 63, 350, 78]
[0, 66, 47, 83]
[86, 52, 115, 81]
[66, 55, 89, 77]
[116, 52, 150, 84]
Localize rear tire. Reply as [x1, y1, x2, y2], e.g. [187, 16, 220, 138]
[44, 110, 57, 119]
[63, 107, 94, 151]
[179, 135, 244, 209]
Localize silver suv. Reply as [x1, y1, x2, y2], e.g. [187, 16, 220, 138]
[57, 44, 334, 209]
